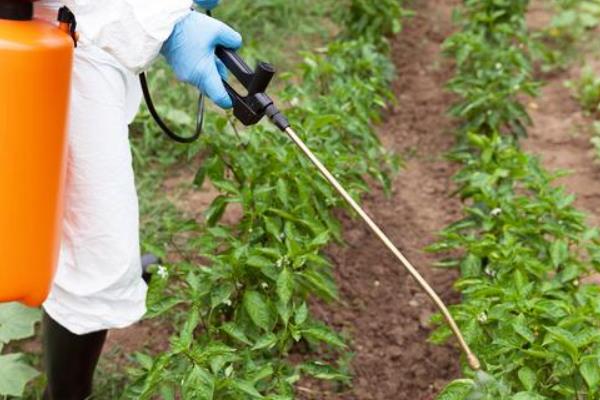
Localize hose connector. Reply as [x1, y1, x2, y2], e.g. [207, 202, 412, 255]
[266, 104, 290, 132]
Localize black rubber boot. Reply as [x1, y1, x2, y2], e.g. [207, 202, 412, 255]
[42, 312, 107, 400]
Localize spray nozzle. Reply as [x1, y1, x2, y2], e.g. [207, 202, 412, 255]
[215, 47, 289, 131]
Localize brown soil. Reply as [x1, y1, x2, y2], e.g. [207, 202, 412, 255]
[298, 1, 465, 399]
[524, 67, 600, 229]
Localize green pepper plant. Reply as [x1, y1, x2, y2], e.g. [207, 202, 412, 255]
[431, 1, 600, 399]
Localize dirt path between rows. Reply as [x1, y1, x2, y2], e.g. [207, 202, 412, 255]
[523, 0, 600, 227]
[301, 1, 464, 398]
[524, 73, 600, 227]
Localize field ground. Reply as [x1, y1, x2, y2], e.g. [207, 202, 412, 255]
[99, 0, 600, 399]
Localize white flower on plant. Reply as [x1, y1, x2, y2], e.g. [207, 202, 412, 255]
[261, 282, 269, 289]
[277, 256, 290, 269]
[495, 63, 503, 70]
[485, 266, 496, 277]
[224, 299, 232, 307]
[157, 265, 168, 279]
[477, 312, 488, 323]
[490, 208, 502, 217]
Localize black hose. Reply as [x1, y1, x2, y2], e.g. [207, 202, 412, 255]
[139, 72, 203, 144]
[138, 8, 212, 144]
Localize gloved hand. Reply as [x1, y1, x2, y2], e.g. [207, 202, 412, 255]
[194, 0, 220, 10]
[161, 12, 242, 109]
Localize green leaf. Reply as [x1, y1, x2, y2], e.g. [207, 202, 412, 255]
[264, 217, 283, 242]
[460, 254, 481, 277]
[182, 366, 214, 400]
[513, 314, 536, 343]
[212, 179, 239, 195]
[518, 366, 537, 391]
[247, 256, 274, 269]
[145, 297, 183, 319]
[0, 353, 39, 396]
[0, 303, 41, 344]
[221, 323, 252, 346]
[205, 195, 228, 226]
[294, 302, 309, 326]
[229, 379, 264, 398]
[177, 307, 201, 352]
[276, 300, 290, 326]
[276, 268, 294, 305]
[134, 352, 155, 370]
[252, 333, 278, 351]
[544, 327, 579, 361]
[513, 392, 547, 400]
[193, 164, 207, 188]
[580, 356, 600, 389]
[436, 379, 474, 400]
[243, 291, 272, 331]
[300, 361, 348, 381]
[276, 178, 291, 208]
[192, 343, 237, 366]
[131, 354, 171, 399]
[211, 282, 235, 309]
[248, 364, 274, 384]
[309, 231, 330, 248]
[550, 240, 569, 268]
[301, 325, 345, 348]
[300, 270, 338, 300]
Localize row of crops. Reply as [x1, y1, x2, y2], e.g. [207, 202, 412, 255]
[434, 1, 600, 399]
[124, 1, 409, 399]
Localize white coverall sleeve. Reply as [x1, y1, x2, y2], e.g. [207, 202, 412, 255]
[61, 0, 193, 72]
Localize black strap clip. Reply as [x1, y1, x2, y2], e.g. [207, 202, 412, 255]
[57, 7, 78, 47]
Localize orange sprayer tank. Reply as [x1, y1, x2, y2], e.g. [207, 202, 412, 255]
[0, 1, 74, 306]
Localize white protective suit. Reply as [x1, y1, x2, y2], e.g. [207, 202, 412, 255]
[36, 0, 192, 335]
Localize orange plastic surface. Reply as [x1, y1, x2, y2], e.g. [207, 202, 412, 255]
[0, 18, 73, 306]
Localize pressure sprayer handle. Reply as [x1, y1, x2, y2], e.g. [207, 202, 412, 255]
[215, 47, 481, 371]
[215, 47, 289, 130]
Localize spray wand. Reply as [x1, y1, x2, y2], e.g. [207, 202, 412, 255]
[141, 46, 481, 371]
[216, 48, 480, 371]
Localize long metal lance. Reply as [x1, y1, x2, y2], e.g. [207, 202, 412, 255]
[283, 126, 481, 371]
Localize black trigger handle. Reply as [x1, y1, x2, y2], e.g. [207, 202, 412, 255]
[215, 46, 281, 127]
[216, 46, 255, 88]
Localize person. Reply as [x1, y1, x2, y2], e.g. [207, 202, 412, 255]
[33, 1, 242, 398]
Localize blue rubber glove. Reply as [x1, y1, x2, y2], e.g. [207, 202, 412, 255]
[194, 0, 220, 10]
[161, 12, 242, 109]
